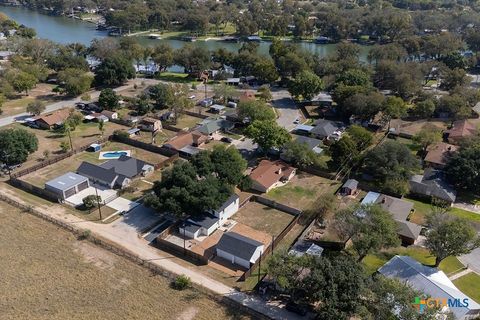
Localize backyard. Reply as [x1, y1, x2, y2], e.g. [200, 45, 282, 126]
[233, 201, 295, 237]
[21, 141, 168, 187]
[1, 83, 59, 117]
[0, 202, 252, 320]
[265, 172, 341, 210]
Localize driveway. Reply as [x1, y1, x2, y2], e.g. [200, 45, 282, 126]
[233, 138, 258, 160]
[65, 186, 117, 207]
[459, 248, 480, 274]
[106, 197, 138, 212]
[114, 204, 163, 233]
[270, 88, 300, 132]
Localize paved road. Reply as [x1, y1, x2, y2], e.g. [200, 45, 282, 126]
[270, 88, 300, 132]
[0, 78, 161, 128]
[459, 248, 480, 274]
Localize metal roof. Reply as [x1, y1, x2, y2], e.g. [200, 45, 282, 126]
[45, 172, 88, 191]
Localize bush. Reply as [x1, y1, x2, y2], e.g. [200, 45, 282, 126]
[172, 275, 191, 290]
[81, 93, 91, 101]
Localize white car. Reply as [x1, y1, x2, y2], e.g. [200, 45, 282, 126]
[188, 95, 196, 99]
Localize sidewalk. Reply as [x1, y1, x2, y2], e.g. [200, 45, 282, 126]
[0, 185, 303, 320]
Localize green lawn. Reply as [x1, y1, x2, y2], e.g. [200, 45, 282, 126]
[363, 246, 465, 275]
[406, 197, 480, 224]
[156, 72, 202, 85]
[453, 273, 480, 303]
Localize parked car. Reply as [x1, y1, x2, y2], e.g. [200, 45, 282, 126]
[293, 118, 300, 124]
[285, 301, 308, 316]
[221, 137, 233, 143]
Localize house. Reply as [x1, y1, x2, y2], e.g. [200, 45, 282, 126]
[311, 119, 344, 140]
[361, 192, 421, 245]
[101, 110, 118, 120]
[249, 160, 296, 193]
[280, 136, 323, 162]
[89, 113, 109, 122]
[207, 193, 239, 223]
[179, 194, 239, 239]
[308, 92, 333, 107]
[216, 232, 264, 269]
[163, 131, 209, 153]
[45, 172, 90, 200]
[179, 215, 219, 239]
[197, 119, 234, 135]
[127, 128, 140, 137]
[445, 120, 477, 144]
[77, 155, 154, 189]
[34, 108, 71, 129]
[340, 179, 358, 196]
[378, 255, 480, 320]
[409, 169, 457, 204]
[139, 117, 162, 132]
[226, 78, 241, 86]
[424, 142, 458, 169]
[293, 124, 314, 135]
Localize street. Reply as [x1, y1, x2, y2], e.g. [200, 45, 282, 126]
[270, 88, 301, 132]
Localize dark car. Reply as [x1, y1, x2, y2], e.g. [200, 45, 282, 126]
[285, 301, 308, 316]
[221, 137, 233, 143]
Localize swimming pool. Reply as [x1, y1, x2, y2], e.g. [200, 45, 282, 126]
[99, 150, 131, 160]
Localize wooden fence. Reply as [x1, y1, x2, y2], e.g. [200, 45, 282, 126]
[113, 134, 179, 158]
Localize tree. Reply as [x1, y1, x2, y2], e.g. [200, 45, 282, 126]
[343, 91, 385, 121]
[237, 100, 276, 123]
[328, 135, 358, 170]
[257, 85, 272, 102]
[412, 99, 436, 119]
[445, 145, 480, 191]
[244, 120, 291, 153]
[425, 213, 480, 267]
[98, 88, 119, 110]
[288, 70, 323, 101]
[363, 141, 419, 195]
[413, 124, 442, 154]
[174, 45, 211, 75]
[440, 68, 471, 91]
[213, 83, 238, 104]
[346, 125, 373, 150]
[252, 57, 279, 84]
[57, 68, 93, 96]
[10, 71, 37, 95]
[0, 128, 38, 165]
[383, 96, 407, 129]
[26, 100, 45, 116]
[82, 195, 102, 209]
[149, 83, 174, 109]
[98, 119, 105, 137]
[150, 161, 232, 217]
[334, 204, 400, 261]
[94, 55, 135, 86]
[151, 43, 174, 73]
[282, 141, 318, 167]
[60, 140, 70, 153]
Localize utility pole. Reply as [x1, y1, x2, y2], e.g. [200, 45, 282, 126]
[95, 186, 102, 220]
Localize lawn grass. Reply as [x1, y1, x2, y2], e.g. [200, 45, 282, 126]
[406, 197, 480, 224]
[453, 273, 480, 303]
[156, 72, 202, 85]
[169, 114, 203, 130]
[265, 172, 340, 210]
[0, 202, 252, 319]
[362, 246, 465, 275]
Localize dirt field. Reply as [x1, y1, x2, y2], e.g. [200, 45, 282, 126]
[0, 202, 252, 320]
[2, 83, 59, 117]
[21, 141, 168, 187]
[233, 202, 294, 237]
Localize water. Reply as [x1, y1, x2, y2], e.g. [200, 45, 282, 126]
[0, 5, 369, 60]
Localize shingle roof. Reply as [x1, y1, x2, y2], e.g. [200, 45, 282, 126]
[409, 169, 457, 203]
[217, 232, 263, 261]
[375, 194, 413, 221]
[45, 172, 88, 191]
[99, 155, 152, 178]
[215, 194, 239, 213]
[378, 255, 480, 320]
[446, 120, 477, 140]
[164, 131, 208, 150]
[189, 214, 218, 229]
[424, 142, 458, 166]
[294, 135, 322, 150]
[77, 161, 118, 185]
[249, 160, 295, 190]
[342, 179, 358, 190]
[34, 108, 71, 126]
[396, 220, 422, 239]
[311, 119, 342, 137]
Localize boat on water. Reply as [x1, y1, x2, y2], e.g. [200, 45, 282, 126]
[148, 33, 162, 39]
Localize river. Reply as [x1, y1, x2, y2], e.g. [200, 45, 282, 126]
[0, 4, 370, 60]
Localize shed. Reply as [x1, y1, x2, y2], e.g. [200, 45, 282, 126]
[294, 124, 314, 134]
[209, 104, 226, 114]
[127, 128, 140, 137]
[341, 179, 358, 196]
[88, 143, 102, 152]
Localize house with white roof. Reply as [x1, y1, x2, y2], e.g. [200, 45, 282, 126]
[379, 255, 480, 320]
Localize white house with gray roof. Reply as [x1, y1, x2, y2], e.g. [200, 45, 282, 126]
[409, 169, 457, 204]
[216, 232, 264, 269]
[379, 255, 480, 320]
[45, 172, 90, 200]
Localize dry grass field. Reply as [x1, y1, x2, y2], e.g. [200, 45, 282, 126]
[0, 202, 252, 320]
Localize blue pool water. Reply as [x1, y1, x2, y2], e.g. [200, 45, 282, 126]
[103, 151, 128, 158]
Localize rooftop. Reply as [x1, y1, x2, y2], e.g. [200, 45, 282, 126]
[249, 160, 295, 190]
[45, 172, 88, 191]
[424, 142, 459, 166]
[217, 232, 263, 262]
